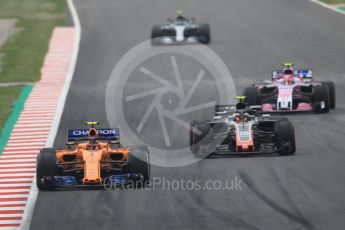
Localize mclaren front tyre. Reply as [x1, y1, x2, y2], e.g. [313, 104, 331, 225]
[36, 148, 57, 191]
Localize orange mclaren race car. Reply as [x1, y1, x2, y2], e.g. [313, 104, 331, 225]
[36, 122, 150, 190]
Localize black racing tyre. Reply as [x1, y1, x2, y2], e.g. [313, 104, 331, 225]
[151, 26, 163, 45]
[197, 24, 210, 44]
[36, 148, 57, 190]
[321, 81, 336, 109]
[151, 26, 162, 39]
[312, 85, 330, 113]
[190, 120, 212, 158]
[275, 121, 296, 156]
[128, 147, 150, 182]
[243, 86, 260, 105]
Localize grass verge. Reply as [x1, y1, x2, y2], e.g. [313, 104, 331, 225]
[0, 86, 23, 130]
[321, 0, 345, 4]
[0, 0, 67, 82]
[0, 85, 32, 154]
[0, 0, 67, 138]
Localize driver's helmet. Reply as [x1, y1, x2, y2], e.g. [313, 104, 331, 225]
[176, 10, 184, 19]
[283, 68, 293, 75]
[282, 63, 294, 75]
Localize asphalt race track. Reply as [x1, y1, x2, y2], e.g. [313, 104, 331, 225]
[30, 0, 345, 229]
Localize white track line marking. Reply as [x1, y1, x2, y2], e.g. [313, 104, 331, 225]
[0, 190, 30, 194]
[0, 196, 27, 200]
[0, 208, 25, 211]
[0, 162, 35, 166]
[0, 179, 33, 183]
[9, 132, 49, 137]
[0, 220, 21, 225]
[16, 120, 53, 124]
[0, 164, 35, 168]
[6, 143, 44, 147]
[3, 152, 40, 156]
[4, 148, 43, 152]
[8, 136, 47, 140]
[0, 214, 23, 217]
[0, 169, 35, 173]
[0, 159, 35, 163]
[0, 201, 26, 205]
[0, 156, 36, 160]
[6, 143, 45, 146]
[11, 128, 50, 133]
[14, 124, 52, 129]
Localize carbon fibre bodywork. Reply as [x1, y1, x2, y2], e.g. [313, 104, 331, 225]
[190, 104, 296, 157]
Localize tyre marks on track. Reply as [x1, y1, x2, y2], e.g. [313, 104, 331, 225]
[238, 171, 314, 230]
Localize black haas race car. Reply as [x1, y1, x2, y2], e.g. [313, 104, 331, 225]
[243, 63, 335, 113]
[189, 97, 296, 158]
[151, 10, 210, 45]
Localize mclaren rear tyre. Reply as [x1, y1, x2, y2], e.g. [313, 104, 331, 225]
[197, 24, 211, 44]
[243, 86, 260, 106]
[275, 121, 296, 156]
[321, 81, 336, 109]
[312, 85, 330, 113]
[36, 148, 57, 191]
[128, 147, 150, 182]
[190, 120, 212, 158]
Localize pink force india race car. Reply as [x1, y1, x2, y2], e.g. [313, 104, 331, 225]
[243, 63, 336, 113]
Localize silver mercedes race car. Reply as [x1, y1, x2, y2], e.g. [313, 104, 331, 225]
[151, 11, 211, 45]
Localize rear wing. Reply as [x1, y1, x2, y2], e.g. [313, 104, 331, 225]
[215, 104, 262, 115]
[294, 69, 313, 80]
[167, 17, 195, 23]
[68, 128, 120, 141]
[272, 69, 313, 80]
